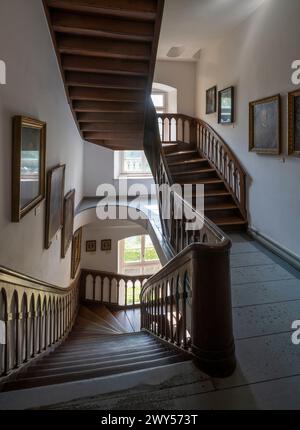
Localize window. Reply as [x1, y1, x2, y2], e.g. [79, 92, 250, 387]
[151, 92, 167, 113]
[119, 151, 151, 177]
[119, 235, 161, 276]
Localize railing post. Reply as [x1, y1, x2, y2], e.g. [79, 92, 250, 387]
[190, 245, 236, 377]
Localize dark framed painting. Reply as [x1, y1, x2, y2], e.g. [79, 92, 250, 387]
[45, 164, 65, 249]
[288, 89, 300, 156]
[12, 116, 46, 222]
[71, 228, 82, 279]
[101, 239, 112, 252]
[206, 86, 217, 114]
[61, 189, 75, 259]
[86, 240, 97, 253]
[249, 94, 281, 155]
[218, 87, 235, 124]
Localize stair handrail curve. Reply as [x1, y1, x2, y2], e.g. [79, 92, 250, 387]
[142, 103, 236, 377]
[0, 266, 80, 383]
[80, 269, 151, 308]
[156, 113, 247, 220]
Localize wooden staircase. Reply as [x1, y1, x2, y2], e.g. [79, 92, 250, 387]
[163, 142, 248, 231]
[0, 304, 189, 393]
[43, 0, 165, 150]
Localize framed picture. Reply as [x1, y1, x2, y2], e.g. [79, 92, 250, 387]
[218, 87, 234, 124]
[86, 240, 97, 253]
[206, 86, 217, 114]
[61, 189, 75, 258]
[101, 239, 112, 252]
[288, 89, 300, 155]
[71, 228, 82, 279]
[45, 164, 65, 249]
[249, 94, 281, 155]
[12, 116, 46, 222]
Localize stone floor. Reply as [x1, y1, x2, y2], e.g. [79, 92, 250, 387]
[45, 233, 300, 410]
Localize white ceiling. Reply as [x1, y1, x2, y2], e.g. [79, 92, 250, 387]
[158, 0, 267, 61]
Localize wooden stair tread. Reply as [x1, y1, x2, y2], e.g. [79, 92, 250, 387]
[205, 203, 238, 211]
[211, 216, 247, 226]
[1, 305, 188, 393]
[173, 168, 216, 176]
[168, 159, 207, 167]
[166, 150, 199, 157]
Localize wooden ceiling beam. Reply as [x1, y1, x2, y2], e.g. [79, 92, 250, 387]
[46, 0, 158, 21]
[69, 87, 144, 103]
[87, 139, 143, 150]
[61, 55, 149, 76]
[65, 71, 147, 91]
[80, 122, 141, 132]
[76, 112, 143, 123]
[57, 34, 151, 60]
[83, 131, 143, 140]
[51, 10, 154, 42]
[73, 100, 144, 113]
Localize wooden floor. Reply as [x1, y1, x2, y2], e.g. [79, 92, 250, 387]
[46, 233, 300, 410]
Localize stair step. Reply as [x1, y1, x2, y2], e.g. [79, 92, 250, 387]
[173, 168, 216, 177]
[166, 150, 198, 157]
[177, 178, 224, 185]
[24, 351, 176, 378]
[168, 158, 207, 167]
[205, 203, 238, 211]
[33, 346, 169, 369]
[3, 356, 188, 392]
[210, 216, 247, 226]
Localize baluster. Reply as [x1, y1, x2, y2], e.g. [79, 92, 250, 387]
[182, 277, 187, 350]
[101, 275, 104, 302]
[160, 283, 164, 338]
[117, 281, 120, 306]
[109, 279, 112, 304]
[92, 276, 96, 301]
[175, 279, 180, 346]
[165, 282, 169, 340]
[170, 280, 174, 343]
[133, 281, 135, 307]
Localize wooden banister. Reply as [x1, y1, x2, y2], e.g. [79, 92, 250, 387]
[80, 269, 151, 308]
[0, 266, 79, 381]
[142, 103, 236, 377]
[156, 113, 247, 220]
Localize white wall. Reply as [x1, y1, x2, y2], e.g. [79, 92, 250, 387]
[83, 142, 155, 196]
[154, 60, 196, 116]
[81, 221, 147, 273]
[195, 0, 300, 258]
[0, 0, 84, 287]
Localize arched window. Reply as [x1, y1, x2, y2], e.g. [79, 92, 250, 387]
[118, 235, 161, 276]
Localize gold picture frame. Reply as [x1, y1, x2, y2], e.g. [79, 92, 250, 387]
[71, 228, 82, 279]
[12, 116, 46, 222]
[288, 89, 300, 156]
[61, 189, 75, 259]
[45, 164, 65, 250]
[249, 94, 281, 155]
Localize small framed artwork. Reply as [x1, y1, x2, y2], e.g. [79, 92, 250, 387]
[249, 94, 281, 155]
[206, 86, 217, 114]
[12, 116, 46, 222]
[71, 228, 82, 279]
[45, 164, 65, 249]
[86, 240, 97, 253]
[218, 87, 235, 124]
[288, 89, 300, 155]
[101, 239, 112, 252]
[61, 189, 75, 258]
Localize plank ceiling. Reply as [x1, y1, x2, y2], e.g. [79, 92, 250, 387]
[43, 0, 164, 150]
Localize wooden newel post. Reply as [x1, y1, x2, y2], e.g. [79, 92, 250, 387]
[191, 244, 236, 377]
